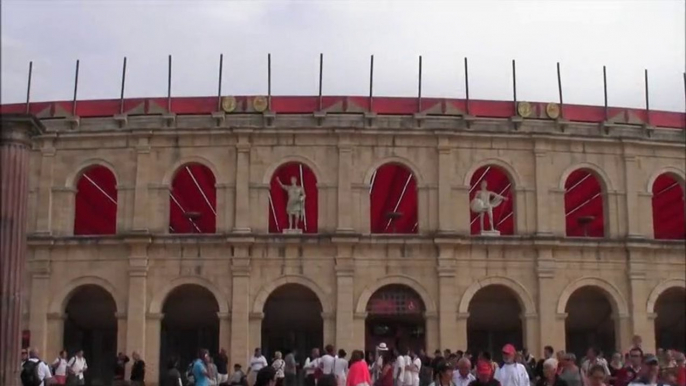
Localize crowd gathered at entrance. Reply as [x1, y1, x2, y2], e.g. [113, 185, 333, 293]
[19, 333, 686, 386]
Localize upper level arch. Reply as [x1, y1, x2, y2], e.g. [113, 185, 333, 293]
[557, 277, 629, 317]
[66, 158, 119, 189]
[72, 163, 119, 235]
[646, 167, 685, 193]
[168, 162, 217, 234]
[558, 162, 614, 192]
[252, 275, 331, 314]
[163, 156, 221, 187]
[463, 158, 521, 188]
[562, 165, 608, 237]
[364, 156, 425, 186]
[369, 161, 418, 234]
[48, 276, 124, 315]
[262, 155, 324, 186]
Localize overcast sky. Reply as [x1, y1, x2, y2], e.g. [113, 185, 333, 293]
[2, 0, 684, 111]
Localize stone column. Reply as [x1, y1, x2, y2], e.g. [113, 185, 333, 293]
[437, 140, 454, 233]
[425, 312, 439, 353]
[352, 312, 366, 351]
[34, 136, 55, 234]
[116, 312, 127, 355]
[218, 312, 231, 352]
[132, 135, 152, 232]
[437, 246, 457, 349]
[337, 139, 353, 232]
[614, 314, 633, 352]
[533, 147, 552, 236]
[27, 247, 50, 355]
[334, 253, 354, 350]
[521, 313, 539, 357]
[234, 133, 251, 232]
[536, 248, 564, 356]
[126, 240, 149, 358]
[454, 186, 471, 234]
[455, 313, 469, 349]
[0, 114, 43, 386]
[322, 312, 335, 346]
[626, 250, 649, 350]
[644, 313, 658, 354]
[145, 313, 163, 383]
[230, 253, 251, 365]
[623, 154, 642, 238]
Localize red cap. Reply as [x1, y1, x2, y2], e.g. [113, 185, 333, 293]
[502, 344, 516, 356]
[476, 361, 492, 376]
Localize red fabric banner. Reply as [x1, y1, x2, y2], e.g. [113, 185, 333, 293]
[169, 163, 217, 233]
[74, 166, 118, 235]
[370, 164, 418, 234]
[469, 166, 514, 235]
[564, 169, 604, 237]
[269, 163, 318, 233]
[652, 174, 686, 240]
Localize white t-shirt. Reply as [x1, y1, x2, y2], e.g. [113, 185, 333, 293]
[394, 355, 406, 381]
[305, 357, 320, 375]
[52, 357, 68, 376]
[403, 356, 413, 385]
[27, 358, 52, 386]
[249, 356, 268, 372]
[321, 355, 336, 375]
[411, 358, 422, 384]
[334, 358, 349, 378]
[68, 356, 88, 380]
[494, 363, 529, 386]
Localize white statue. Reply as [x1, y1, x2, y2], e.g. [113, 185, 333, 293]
[277, 176, 306, 230]
[470, 180, 508, 233]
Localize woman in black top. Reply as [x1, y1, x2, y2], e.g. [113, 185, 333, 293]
[164, 357, 182, 386]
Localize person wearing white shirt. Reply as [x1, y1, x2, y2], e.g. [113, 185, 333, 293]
[394, 350, 406, 386]
[24, 348, 53, 386]
[68, 350, 88, 385]
[248, 348, 268, 386]
[452, 358, 475, 386]
[494, 344, 529, 386]
[320, 345, 337, 375]
[52, 350, 68, 385]
[403, 353, 413, 386]
[304, 348, 321, 386]
[334, 349, 349, 386]
[410, 353, 422, 386]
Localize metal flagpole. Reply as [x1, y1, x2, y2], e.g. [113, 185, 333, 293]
[369, 55, 374, 111]
[557, 62, 564, 119]
[267, 53, 272, 111]
[25, 61, 33, 114]
[217, 54, 224, 111]
[72, 59, 80, 116]
[644, 69, 650, 126]
[167, 55, 172, 112]
[464, 57, 470, 116]
[418, 55, 423, 112]
[318, 53, 324, 111]
[512, 59, 517, 110]
[119, 57, 127, 114]
[603, 65, 608, 121]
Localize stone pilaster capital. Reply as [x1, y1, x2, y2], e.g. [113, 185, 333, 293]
[250, 183, 271, 190]
[217, 312, 231, 320]
[47, 312, 66, 320]
[147, 312, 165, 320]
[436, 269, 455, 278]
[536, 267, 556, 279]
[335, 266, 354, 277]
[0, 114, 45, 146]
[353, 312, 368, 320]
[115, 312, 127, 320]
[231, 264, 252, 277]
[249, 312, 264, 321]
[52, 186, 77, 193]
[611, 313, 631, 321]
[456, 312, 470, 321]
[321, 312, 335, 320]
[637, 192, 653, 198]
[555, 312, 568, 321]
[424, 311, 438, 320]
[647, 312, 658, 321]
[519, 312, 538, 321]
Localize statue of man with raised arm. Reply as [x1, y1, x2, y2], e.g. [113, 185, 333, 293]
[470, 180, 508, 234]
[277, 176, 306, 230]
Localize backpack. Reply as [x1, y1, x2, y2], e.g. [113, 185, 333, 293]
[185, 361, 195, 385]
[20, 360, 42, 386]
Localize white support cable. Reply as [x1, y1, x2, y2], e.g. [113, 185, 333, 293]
[469, 166, 491, 194]
[186, 166, 216, 216]
[565, 192, 601, 217]
[384, 173, 413, 231]
[411, 222, 418, 232]
[170, 193, 202, 233]
[83, 174, 117, 205]
[654, 182, 679, 197]
[268, 193, 280, 232]
[494, 183, 511, 227]
[565, 173, 591, 193]
[299, 164, 308, 231]
[369, 170, 377, 195]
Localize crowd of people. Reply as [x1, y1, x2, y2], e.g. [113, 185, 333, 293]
[17, 336, 686, 386]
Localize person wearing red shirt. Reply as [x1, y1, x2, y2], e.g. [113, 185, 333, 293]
[675, 353, 685, 386]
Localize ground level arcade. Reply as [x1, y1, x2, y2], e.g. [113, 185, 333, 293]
[24, 237, 685, 385]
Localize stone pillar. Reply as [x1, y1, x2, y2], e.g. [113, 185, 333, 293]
[536, 248, 564, 356]
[334, 254, 354, 350]
[437, 246, 457, 349]
[234, 133, 251, 232]
[218, 312, 231, 352]
[454, 186, 471, 234]
[352, 312, 366, 351]
[0, 114, 43, 386]
[145, 313, 163, 384]
[644, 313, 658, 354]
[230, 253, 251, 366]
[455, 313, 469, 349]
[217, 183, 235, 232]
[116, 312, 127, 355]
[322, 312, 335, 346]
[46, 313, 65, 360]
[337, 139, 353, 232]
[27, 248, 50, 355]
[623, 154, 642, 238]
[521, 313, 539, 357]
[626, 250, 650, 350]
[614, 314, 633, 352]
[437, 140, 454, 233]
[34, 136, 55, 234]
[425, 312, 439, 353]
[637, 192, 654, 238]
[533, 147, 552, 236]
[126, 240, 149, 358]
[132, 135, 152, 232]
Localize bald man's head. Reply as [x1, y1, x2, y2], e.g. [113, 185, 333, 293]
[28, 348, 39, 358]
[457, 358, 471, 376]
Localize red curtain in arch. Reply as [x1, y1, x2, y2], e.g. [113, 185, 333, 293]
[269, 163, 318, 233]
[469, 166, 514, 235]
[169, 163, 217, 233]
[564, 169, 604, 237]
[652, 174, 686, 240]
[74, 166, 118, 235]
[370, 164, 418, 234]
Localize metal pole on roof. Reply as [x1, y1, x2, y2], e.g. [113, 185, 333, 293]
[464, 57, 470, 116]
[512, 59, 517, 109]
[167, 55, 172, 112]
[417, 55, 423, 113]
[25, 61, 33, 114]
[72, 59, 80, 116]
[369, 55, 374, 111]
[557, 62, 564, 119]
[318, 53, 323, 111]
[644, 69, 650, 125]
[267, 53, 272, 111]
[119, 57, 127, 114]
[217, 54, 224, 111]
[603, 65, 608, 121]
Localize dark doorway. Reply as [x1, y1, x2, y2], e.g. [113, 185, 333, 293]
[565, 286, 616, 358]
[467, 285, 523, 361]
[654, 287, 686, 352]
[365, 285, 426, 353]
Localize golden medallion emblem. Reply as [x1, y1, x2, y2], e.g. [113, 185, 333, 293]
[546, 103, 561, 119]
[517, 101, 532, 118]
[221, 96, 236, 113]
[253, 96, 268, 112]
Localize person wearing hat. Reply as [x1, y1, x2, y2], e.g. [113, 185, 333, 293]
[627, 355, 662, 386]
[429, 361, 455, 386]
[494, 345, 530, 386]
[468, 361, 501, 386]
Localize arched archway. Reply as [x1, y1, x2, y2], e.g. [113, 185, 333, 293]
[269, 162, 318, 233]
[467, 285, 523, 359]
[469, 165, 514, 235]
[169, 163, 217, 233]
[369, 163, 418, 234]
[262, 284, 323, 360]
[653, 286, 686, 351]
[564, 168, 606, 237]
[651, 173, 686, 240]
[74, 165, 118, 235]
[160, 284, 219, 378]
[364, 285, 426, 353]
[564, 286, 616, 358]
[63, 284, 118, 385]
